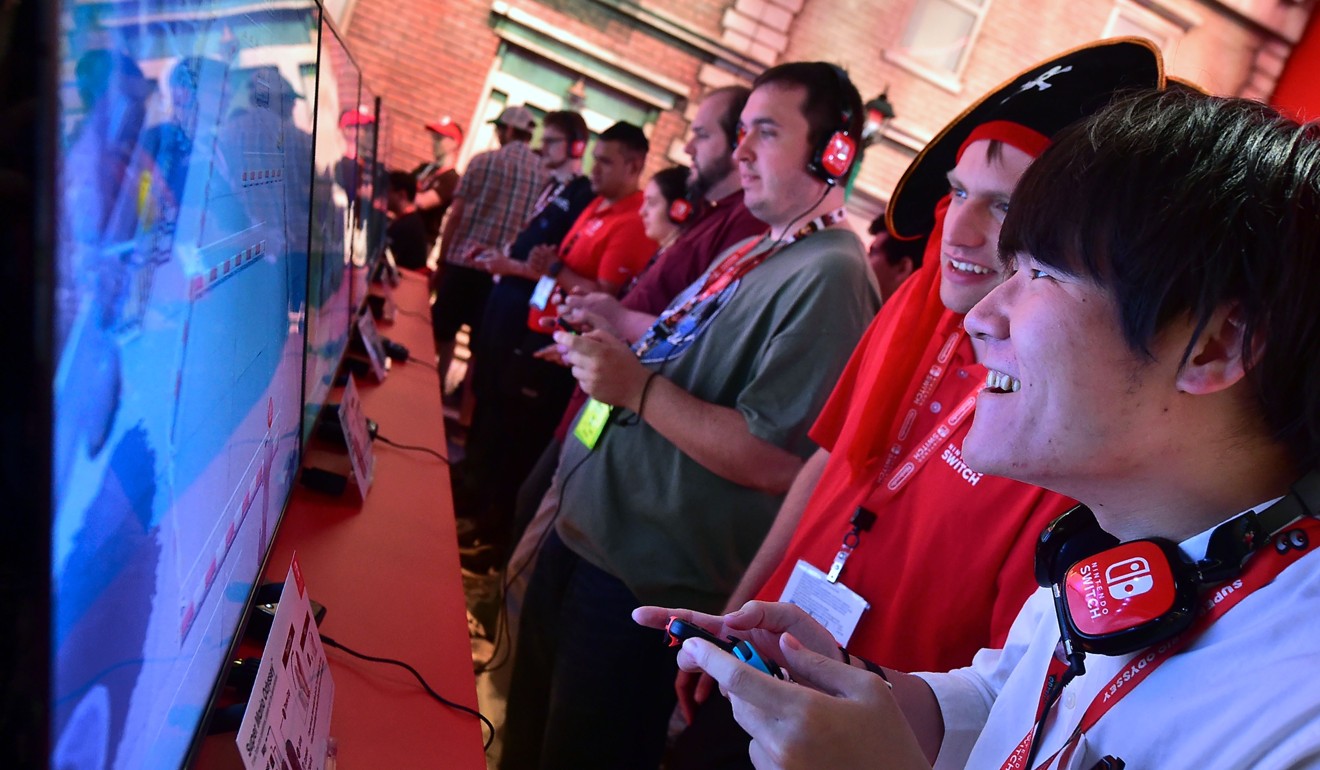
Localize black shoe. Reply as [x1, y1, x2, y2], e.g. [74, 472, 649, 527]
[459, 542, 504, 575]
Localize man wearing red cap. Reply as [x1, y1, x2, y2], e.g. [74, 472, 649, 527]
[663, 39, 1165, 769]
[412, 116, 463, 252]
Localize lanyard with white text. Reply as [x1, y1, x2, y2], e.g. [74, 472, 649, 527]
[1001, 515, 1320, 770]
[878, 327, 968, 483]
[826, 385, 980, 583]
[635, 208, 846, 356]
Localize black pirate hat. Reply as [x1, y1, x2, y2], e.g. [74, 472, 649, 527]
[887, 37, 1164, 240]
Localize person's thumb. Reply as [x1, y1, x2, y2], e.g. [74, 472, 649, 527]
[779, 633, 868, 699]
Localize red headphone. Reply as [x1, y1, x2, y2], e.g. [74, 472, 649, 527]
[807, 65, 858, 184]
[569, 138, 586, 159]
[668, 198, 692, 225]
[1036, 473, 1318, 667]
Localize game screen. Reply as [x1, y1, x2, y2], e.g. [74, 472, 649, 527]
[51, 1, 319, 767]
[348, 85, 385, 313]
[302, 19, 359, 442]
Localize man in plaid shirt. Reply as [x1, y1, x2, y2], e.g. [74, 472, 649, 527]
[433, 105, 545, 389]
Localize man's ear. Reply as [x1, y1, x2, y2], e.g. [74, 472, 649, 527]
[1176, 305, 1259, 395]
[894, 257, 916, 285]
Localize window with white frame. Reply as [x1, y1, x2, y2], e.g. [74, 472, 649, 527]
[891, 0, 993, 86]
[1104, 0, 1194, 56]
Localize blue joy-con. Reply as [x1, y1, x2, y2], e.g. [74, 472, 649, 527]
[731, 639, 785, 679]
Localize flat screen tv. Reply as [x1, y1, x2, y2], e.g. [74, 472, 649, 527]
[301, 15, 360, 443]
[49, 1, 321, 767]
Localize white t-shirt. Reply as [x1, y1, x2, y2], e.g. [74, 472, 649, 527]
[918, 517, 1320, 770]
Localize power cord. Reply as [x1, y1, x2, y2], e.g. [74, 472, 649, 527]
[473, 438, 595, 676]
[320, 634, 495, 750]
[376, 434, 451, 464]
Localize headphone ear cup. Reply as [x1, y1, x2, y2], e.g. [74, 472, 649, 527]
[1034, 504, 1119, 587]
[815, 131, 856, 181]
[570, 139, 586, 159]
[668, 198, 692, 225]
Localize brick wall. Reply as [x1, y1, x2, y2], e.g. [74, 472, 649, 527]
[342, 0, 1314, 210]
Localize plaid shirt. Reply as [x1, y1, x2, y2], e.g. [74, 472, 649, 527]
[445, 140, 544, 267]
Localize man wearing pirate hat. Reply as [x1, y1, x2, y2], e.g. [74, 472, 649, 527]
[639, 85, 1320, 770]
[650, 39, 1166, 770]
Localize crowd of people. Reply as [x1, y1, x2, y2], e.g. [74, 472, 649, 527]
[383, 38, 1320, 770]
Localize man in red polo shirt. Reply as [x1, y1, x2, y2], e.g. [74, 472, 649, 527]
[458, 122, 656, 560]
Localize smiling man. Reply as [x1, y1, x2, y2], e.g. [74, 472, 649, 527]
[663, 41, 1165, 770]
[642, 86, 1320, 770]
[499, 62, 879, 770]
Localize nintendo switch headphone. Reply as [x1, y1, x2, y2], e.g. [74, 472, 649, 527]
[1035, 471, 1320, 667]
[806, 64, 859, 185]
[668, 198, 693, 225]
[547, 111, 589, 159]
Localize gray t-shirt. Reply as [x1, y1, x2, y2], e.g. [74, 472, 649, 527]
[555, 227, 880, 612]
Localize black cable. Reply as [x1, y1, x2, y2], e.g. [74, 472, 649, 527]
[320, 634, 495, 750]
[1023, 667, 1075, 769]
[474, 439, 596, 676]
[376, 434, 451, 464]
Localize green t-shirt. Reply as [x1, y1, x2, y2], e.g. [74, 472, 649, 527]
[555, 228, 880, 612]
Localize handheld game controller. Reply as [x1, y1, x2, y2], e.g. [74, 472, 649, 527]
[665, 617, 786, 680]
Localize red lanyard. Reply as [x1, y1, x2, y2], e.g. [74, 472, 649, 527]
[826, 328, 977, 583]
[1001, 515, 1320, 770]
[878, 327, 968, 483]
[636, 208, 845, 355]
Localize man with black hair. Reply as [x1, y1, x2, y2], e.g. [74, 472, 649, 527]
[500, 62, 879, 770]
[503, 86, 766, 561]
[432, 105, 544, 391]
[865, 210, 926, 300]
[641, 87, 1320, 770]
[384, 169, 429, 271]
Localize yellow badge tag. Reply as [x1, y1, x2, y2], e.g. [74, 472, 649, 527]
[573, 398, 613, 450]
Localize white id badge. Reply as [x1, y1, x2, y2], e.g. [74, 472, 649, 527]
[778, 560, 870, 647]
[529, 275, 557, 310]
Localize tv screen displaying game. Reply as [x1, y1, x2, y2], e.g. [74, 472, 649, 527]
[301, 17, 360, 443]
[51, 1, 319, 766]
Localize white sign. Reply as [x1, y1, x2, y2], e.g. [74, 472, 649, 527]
[237, 556, 335, 770]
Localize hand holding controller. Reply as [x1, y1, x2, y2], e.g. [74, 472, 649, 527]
[665, 617, 786, 680]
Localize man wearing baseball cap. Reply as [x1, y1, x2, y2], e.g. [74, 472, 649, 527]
[655, 39, 1166, 769]
[412, 115, 464, 250]
[433, 105, 545, 392]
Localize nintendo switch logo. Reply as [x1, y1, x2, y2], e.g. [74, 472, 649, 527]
[1105, 557, 1154, 600]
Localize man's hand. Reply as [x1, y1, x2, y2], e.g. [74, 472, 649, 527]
[677, 632, 930, 770]
[634, 603, 842, 674]
[527, 244, 558, 275]
[634, 605, 929, 769]
[554, 328, 649, 410]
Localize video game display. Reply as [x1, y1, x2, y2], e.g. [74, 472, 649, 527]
[302, 19, 360, 443]
[52, 1, 322, 766]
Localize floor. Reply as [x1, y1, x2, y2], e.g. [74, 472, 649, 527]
[440, 326, 513, 767]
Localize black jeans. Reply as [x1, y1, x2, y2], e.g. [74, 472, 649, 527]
[501, 530, 678, 769]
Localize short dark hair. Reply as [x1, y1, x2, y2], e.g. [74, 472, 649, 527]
[388, 170, 417, 200]
[708, 85, 751, 149]
[751, 62, 865, 160]
[599, 121, 650, 163]
[650, 165, 689, 207]
[542, 110, 589, 147]
[1001, 89, 1320, 469]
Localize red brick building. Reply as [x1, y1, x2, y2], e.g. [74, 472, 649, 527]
[333, 0, 1317, 226]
